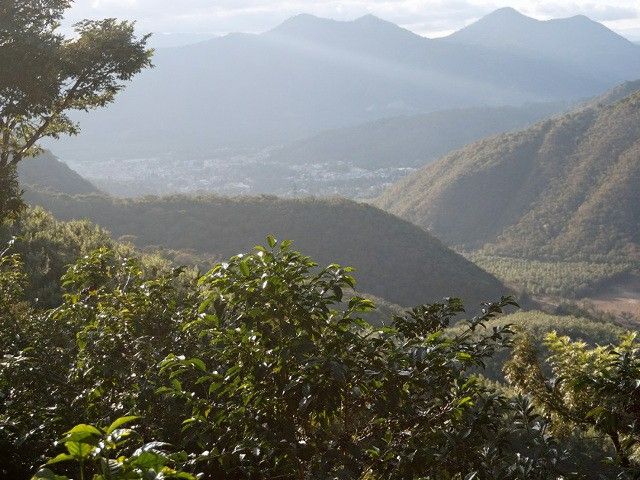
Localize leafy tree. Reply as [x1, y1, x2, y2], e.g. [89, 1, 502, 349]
[2, 237, 575, 479]
[158, 239, 562, 479]
[505, 331, 640, 477]
[0, 0, 152, 220]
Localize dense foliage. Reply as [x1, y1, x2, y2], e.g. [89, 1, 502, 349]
[506, 331, 640, 477]
[448, 310, 628, 381]
[32, 418, 195, 480]
[0, 207, 177, 308]
[24, 190, 507, 308]
[0, 208, 115, 307]
[0, 235, 575, 479]
[1, 235, 640, 478]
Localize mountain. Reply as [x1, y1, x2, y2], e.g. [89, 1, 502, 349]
[17, 152, 100, 195]
[23, 190, 508, 307]
[267, 102, 569, 169]
[445, 7, 640, 83]
[375, 86, 640, 261]
[45, 11, 628, 163]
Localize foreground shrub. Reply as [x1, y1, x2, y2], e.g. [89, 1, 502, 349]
[32, 417, 195, 480]
[506, 331, 640, 478]
[0, 237, 611, 479]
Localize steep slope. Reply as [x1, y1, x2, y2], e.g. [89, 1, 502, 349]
[376, 88, 640, 260]
[445, 7, 640, 83]
[24, 191, 508, 308]
[17, 152, 99, 195]
[268, 102, 568, 168]
[47, 11, 618, 163]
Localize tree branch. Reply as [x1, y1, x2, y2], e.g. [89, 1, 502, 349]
[9, 73, 86, 166]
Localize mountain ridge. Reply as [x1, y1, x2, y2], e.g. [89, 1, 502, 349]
[445, 8, 640, 83]
[45, 8, 628, 163]
[267, 101, 570, 169]
[375, 85, 640, 261]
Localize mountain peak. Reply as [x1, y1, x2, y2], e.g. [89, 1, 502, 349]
[270, 13, 401, 35]
[486, 7, 528, 19]
[266, 13, 420, 45]
[354, 14, 386, 24]
[473, 7, 535, 26]
[566, 13, 592, 22]
[270, 13, 326, 33]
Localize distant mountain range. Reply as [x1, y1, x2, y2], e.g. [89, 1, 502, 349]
[376, 82, 640, 261]
[46, 8, 640, 164]
[24, 189, 508, 308]
[445, 7, 640, 83]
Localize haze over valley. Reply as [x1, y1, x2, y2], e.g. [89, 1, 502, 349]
[43, 8, 640, 199]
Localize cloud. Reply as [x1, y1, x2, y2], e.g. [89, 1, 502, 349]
[64, 0, 640, 38]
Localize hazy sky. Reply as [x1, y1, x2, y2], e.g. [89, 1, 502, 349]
[65, 0, 640, 41]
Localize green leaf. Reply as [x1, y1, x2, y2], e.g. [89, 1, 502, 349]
[66, 424, 102, 436]
[46, 453, 75, 465]
[65, 441, 95, 460]
[106, 416, 140, 434]
[62, 424, 102, 443]
[239, 260, 251, 277]
[456, 352, 473, 362]
[189, 358, 206, 371]
[266, 235, 277, 248]
[130, 451, 168, 470]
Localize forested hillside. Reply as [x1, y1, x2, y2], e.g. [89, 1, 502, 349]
[24, 190, 507, 307]
[17, 152, 100, 195]
[268, 102, 568, 169]
[377, 88, 640, 261]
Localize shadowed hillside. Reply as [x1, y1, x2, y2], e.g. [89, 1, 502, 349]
[24, 190, 508, 307]
[376, 87, 640, 261]
[17, 152, 100, 195]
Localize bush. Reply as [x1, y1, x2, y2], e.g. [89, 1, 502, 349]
[5, 236, 640, 478]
